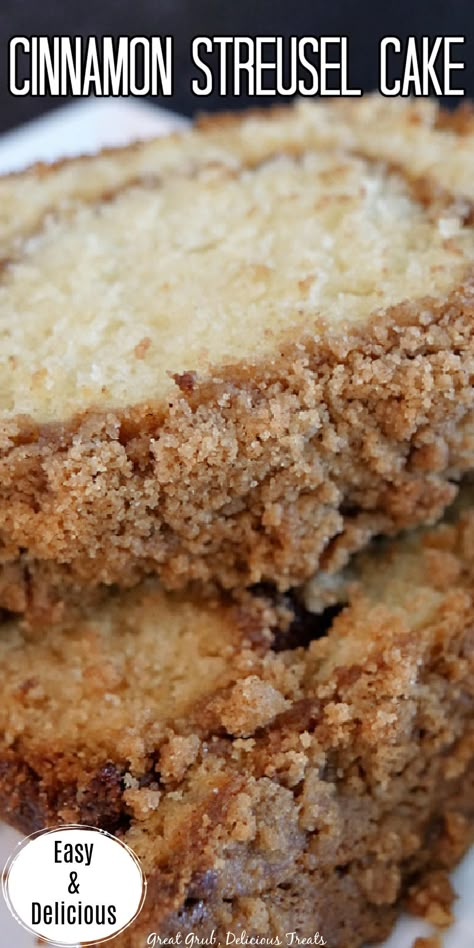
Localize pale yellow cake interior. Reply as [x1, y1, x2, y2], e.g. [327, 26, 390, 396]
[0, 585, 245, 757]
[1, 147, 473, 422]
[1, 96, 473, 260]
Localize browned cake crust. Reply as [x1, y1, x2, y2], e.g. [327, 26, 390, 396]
[1, 285, 473, 619]
[0, 499, 473, 946]
[0, 98, 473, 618]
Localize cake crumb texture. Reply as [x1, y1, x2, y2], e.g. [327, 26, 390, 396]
[0, 97, 473, 613]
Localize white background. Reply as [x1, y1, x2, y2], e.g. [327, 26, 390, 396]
[0, 97, 472, 947]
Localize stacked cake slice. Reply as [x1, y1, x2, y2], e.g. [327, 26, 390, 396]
[0, 491, 473, 946]
[0, 95, 473, 616]
[0, 96, 472, 947]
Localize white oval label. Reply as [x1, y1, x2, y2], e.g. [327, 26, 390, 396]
[2, 824, 146, 946]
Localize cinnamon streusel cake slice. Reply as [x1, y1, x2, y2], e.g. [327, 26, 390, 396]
[0, 96, 473, 616]
[0, 490, 473, 946]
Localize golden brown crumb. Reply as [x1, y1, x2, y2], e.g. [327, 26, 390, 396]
[407, 871, 456, 929]
[123, 787, 161, 820]
[213, 676, 289, 737]
[159, 733, 201, 782]
[412, 936, 442, 948]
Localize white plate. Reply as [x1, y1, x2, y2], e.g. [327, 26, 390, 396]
[0, 98, 186, 175]
[0, 98, 472, 947]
